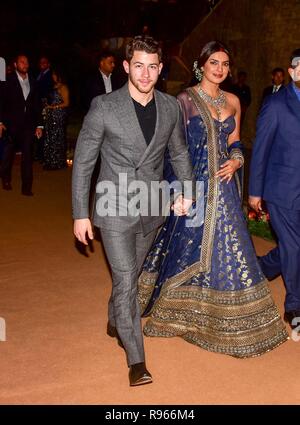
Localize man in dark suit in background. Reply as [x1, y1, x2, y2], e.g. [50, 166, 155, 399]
[231, 71, 251, 125]
[0, 58, 5, 162]
[36, 56, 52, 102]
[262, 67, 285, 101]
[249, 49, 300, 329]
[84, 51, 126, 204]
[35, 55, 52, 162]
[83, 50, 124, 110]
[0, 54, 43, 195]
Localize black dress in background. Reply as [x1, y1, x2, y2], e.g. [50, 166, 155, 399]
[43, 89, 67, 170]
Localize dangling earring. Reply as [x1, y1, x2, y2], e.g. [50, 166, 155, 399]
[193, 60, 204, 82]
[200, 67, 204, 80]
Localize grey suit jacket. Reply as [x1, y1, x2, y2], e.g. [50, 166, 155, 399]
[72, 83, 195, 235]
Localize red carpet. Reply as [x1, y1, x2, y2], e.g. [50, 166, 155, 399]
[0, 161, 299, 404]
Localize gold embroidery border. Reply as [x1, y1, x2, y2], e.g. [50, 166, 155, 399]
[187, 87, 219, 274]
[141, 280, 289, 357]
[143, 319, 288, 358]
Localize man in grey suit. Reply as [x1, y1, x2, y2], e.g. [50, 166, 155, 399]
[72, 36, 195, 386]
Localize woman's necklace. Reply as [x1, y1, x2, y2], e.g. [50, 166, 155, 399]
[197, 85, 227, 159]
[197, 85, 226, 121]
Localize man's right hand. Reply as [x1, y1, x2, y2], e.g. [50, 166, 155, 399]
[248, 196, 262, 213]
[0, 123, 6, 138]
[73, 218, 94, 245]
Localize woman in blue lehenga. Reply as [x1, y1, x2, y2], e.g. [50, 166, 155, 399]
[138, 41, 288, 357]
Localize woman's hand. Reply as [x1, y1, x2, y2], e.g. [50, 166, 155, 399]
[215, 158, 241, 183]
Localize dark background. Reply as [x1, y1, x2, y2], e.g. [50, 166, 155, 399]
[0, 0, 217, 109]
[1, 0, 215, 52]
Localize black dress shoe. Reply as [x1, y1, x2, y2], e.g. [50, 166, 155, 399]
[129, 362, 152, 386]
[22, 190, 34, 196]
[107, 322, 117, 337]
[284, 311, 300, 329]
[2, 181, 12, 191]
[106, 322, 124, 348]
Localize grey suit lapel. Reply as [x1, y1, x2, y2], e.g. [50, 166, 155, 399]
[136, 90, 169, 168]
[113, 85, 147, 154]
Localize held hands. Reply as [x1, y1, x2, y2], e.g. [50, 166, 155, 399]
[248, 196, 262, 213]
[172, 194, 193, 216]
[74, 218, 94, 245]
[215, 158, 241, 183]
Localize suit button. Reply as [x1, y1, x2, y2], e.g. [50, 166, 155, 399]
[135, 167, 139, 171]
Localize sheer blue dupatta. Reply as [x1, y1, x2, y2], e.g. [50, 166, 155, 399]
[228, 140, 245, 201]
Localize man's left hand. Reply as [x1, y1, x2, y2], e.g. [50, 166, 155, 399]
[172, 194, 193, 216]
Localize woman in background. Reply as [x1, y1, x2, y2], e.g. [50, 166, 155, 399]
[43, 68, 69, 170]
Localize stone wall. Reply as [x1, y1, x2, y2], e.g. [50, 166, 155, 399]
[170, 0, 300, 146]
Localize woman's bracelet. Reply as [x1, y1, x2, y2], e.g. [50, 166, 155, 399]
[229, 148, 244, 168]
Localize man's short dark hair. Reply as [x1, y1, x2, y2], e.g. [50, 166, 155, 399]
[272, 67, 284, 75]
[14, 53, 29, 62]
[125, 35, 162, 63]
[39, 55, 50, 62]
[290, 48, 300, 64]
[97, 50, 115, 63]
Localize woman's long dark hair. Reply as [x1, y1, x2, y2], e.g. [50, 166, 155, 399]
[52, 66, 67, 85]
[198, 40, 232, 67]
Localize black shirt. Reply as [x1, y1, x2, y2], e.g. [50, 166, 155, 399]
[132, 97, 156, 146]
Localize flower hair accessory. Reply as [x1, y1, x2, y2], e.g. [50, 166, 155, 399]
[193, 60, 203, 82]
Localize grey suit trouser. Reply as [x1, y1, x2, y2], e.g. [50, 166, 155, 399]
[100, 226, 157, 366]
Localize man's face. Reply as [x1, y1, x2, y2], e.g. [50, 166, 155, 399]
[123, 50, 162, 94]
[99, 56, 115, 75]
[14, 55, 29, 75]
[288, 57, 300, 83]
[273, 71, 284, 86]
[39, 57, 50, 72]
